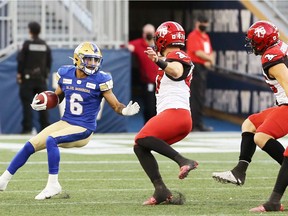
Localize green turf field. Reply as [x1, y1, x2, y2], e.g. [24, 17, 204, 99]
[0, 136, 286, 216]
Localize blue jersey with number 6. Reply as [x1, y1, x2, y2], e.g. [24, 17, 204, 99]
[57, 65, 113, 131]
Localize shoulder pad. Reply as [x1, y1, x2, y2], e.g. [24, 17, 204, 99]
[98, 71, 112, 81]
[166, 50, 192, 65]
[57, 65, 76, 78]
[261, 41, 287, 65]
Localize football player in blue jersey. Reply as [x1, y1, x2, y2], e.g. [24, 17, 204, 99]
[0, 42, 140, 199]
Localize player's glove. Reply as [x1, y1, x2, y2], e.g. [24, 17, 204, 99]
[122, 101, 140, 116]
[30, 94, 47, 111]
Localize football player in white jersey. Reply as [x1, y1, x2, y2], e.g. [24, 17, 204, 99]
[133, 21, 198, 205]
[212, 21, 288, 212]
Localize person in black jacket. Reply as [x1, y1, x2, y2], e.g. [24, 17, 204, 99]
[17, 21, 52, 134]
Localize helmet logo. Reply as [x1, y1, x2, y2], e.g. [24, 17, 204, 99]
[172, 32, 185, 40]
[254, 26, 266, 38]
[176, 51, 187, 59]
[157, 26, 168, 37]
[264, 54, 277, 61]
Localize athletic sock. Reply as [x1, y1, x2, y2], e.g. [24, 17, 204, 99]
[7, 141, 35, 174]
[238, 132, 256, 163]
[47, 174, 59, 186]
[262, 139, 284, 165]
[133, 145, 161, 182]
[136, 136, 179, 161]
[263, 190, 282, 211]
[271, 157, 288, 197]
[174, 153, 192, 167]
[152, 178, 171, 201]
[46, 136, 60, 174]
[232, 160, 249, 173]
[152, 178, 167, 190]
[264, 157, 288, 210]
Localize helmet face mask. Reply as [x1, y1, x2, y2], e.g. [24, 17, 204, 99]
[244, 37, 254, 54]
[244, 36, 262, 55]
[245, 21, 279, 56]
[73, 42, 103, 75]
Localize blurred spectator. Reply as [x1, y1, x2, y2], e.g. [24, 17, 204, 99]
[186, 15, 214, 131]
[128, 24, 158, 123]
[17, 21, 52, 134]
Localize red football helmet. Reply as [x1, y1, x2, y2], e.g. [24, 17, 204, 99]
[154, 21, 185, 53]
[245, 20, 279, 55]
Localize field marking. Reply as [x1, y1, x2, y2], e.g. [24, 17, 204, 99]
[0, 132, 242, 154]
[7, 176, 277, 182]
[0, 160, 280, 165]
[0, 198, 270, 206]
[0, 186, 280, 194]
[1, 132, 288, 154]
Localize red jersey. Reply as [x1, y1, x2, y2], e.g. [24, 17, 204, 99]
[129, 38, 158, 83]
[248, 40, 288, 139]
[186, 29, 213, 65]
[261, 40, 288, 105]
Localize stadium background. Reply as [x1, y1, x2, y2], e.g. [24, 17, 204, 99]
[0, 0, 288, 134]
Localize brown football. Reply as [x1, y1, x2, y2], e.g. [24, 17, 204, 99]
[36, 91, 59, 109]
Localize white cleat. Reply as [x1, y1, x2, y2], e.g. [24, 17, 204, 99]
[35, 183, 62, 200]
[0, 176, 9, 191]
[212, 170, 245, 186]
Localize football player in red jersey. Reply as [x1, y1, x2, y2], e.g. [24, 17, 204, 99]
[133, 21, 198, 205]
[212, 20, 288, 212]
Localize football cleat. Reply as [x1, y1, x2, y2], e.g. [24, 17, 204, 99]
[249, 204, 284, 212]
[143, 191, 186, 205]
[143, 196, 158, 205]
[143, 195, 174, 206]
[0, 175, 9, 191]
[0, 181, 8, 191]
[212, 170, 245, 186]
[143, 188, 172, 205]
[178, 160, 198, 179]
[35, 183, 62, 200]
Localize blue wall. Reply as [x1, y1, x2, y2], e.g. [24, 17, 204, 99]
[0, 49, 132, 134]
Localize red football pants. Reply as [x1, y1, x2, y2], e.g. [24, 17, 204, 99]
[248, 105, 288, 139]
[246, 105, 288, 157]
[135, 108, 192, 145]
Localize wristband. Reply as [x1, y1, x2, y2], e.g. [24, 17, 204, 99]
[156, 59, 168, 70]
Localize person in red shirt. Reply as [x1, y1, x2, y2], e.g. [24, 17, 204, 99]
[186, 15, 214, 131]
[128, 24, 158, 123]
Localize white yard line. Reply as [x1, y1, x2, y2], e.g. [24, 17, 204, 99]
[0, 160, 280, 165]
[7, 177, 277, 182]
[0, 132, 287, 154]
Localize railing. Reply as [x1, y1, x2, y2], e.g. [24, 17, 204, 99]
[263, 0, 288, 26]
[0, 0, 128, 60]
[241, 0, 288, 42]
[0, 0, 17, 58]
